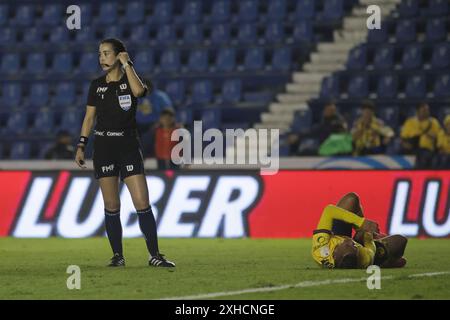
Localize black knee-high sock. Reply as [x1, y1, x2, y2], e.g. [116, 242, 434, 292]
[137, 206, 159, 257]
[105, 209, 123, 256]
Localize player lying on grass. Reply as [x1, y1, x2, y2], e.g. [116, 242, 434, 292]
[312, 192, 408, 269]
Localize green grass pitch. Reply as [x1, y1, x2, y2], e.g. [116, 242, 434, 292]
[1, 238, 449, 300]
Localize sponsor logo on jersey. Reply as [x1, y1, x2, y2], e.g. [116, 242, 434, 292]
[96, 87, 108, 93]
[119, 83, 127, 91]
[118, 94, 132, 111]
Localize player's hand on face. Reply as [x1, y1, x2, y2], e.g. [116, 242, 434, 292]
[117, 52, 130, 66]
[360, 219, 379, 233]
[75, 148, 86, 169]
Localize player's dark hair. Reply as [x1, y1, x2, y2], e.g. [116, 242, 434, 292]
[361, 100, 375, 112]
[337, 252, 357, 269]
[416, 101, 428, 111]
[100, 38, 126, 55]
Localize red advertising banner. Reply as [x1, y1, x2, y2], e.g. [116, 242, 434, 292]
[0, 170, 449, 238]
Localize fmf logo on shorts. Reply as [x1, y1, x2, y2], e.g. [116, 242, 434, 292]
[102, 164, 114, 173]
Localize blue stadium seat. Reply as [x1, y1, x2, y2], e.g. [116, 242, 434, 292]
[187, 49, 209, 73]
[367, 26, 389, 43]
[430, 43, 450, 69]
[159, 49, 181, 73]
[74, 26, 95, 43]
[79, 3, 92, 25]
[22, 27, 43, 44]
[318, 0, 344, 21]
[378, 106, 399, 129]
[0, 4, 8, 26]
[264, 22, 285, 44]
[266, 0, 286, 21]
[134, 50, 154, 73]
[129, 25, 150, 43]
[123, 1, 145, 24]
[346, 46, 367, 70]
[40, 4, 62, 26]
[209, 0, 230, 24]
[433, 74, 450, 98]
[10, 142, 31, 160]
[347, 75, 369, 99]
[59, 109, 82, 135]
[404, 74, 426, 98]
[156, 24, 176, 45]
[0, 143, 3, 159]
[215, 47, 236, 72]
[102, 25, 124, 39]
[53, 82, 76, 107]
[292, 20, 313, 42]
[395, 20, 416, 43]
[31, 110, 55, 134]
[95, 2, 117, 25]
[320, 75, 340, 99]
[376, 74, 398, 99]
[398, 0, 419, 18]
[201, 108, 221, 129]
[237, 23, 257, 45]
[28, 82, 50, 109]
[237, 0, 258, 23]
[176, 109, 193, 125]
[151, 1, 173, 25]
[401, 44, 422, 70]
[271, 47, 291, 71]
[373, 45, 394, 70]
[0, 53, 20, 75]
[51, 53, 73, 75]
[165, 80, 185, 106]
[183, 24, 204, 45]
[11, 4, 34, 27]
[3, 113, 27, 135]
[78, 52, 98, 74]
[0, 28, 16, 44]
[425, 18, 446, 42]
[221, 79, 242, 104]
[25, 53, 46, 75]
[1, 83, 22, 108]
[243, 47, 264, 71]
[293, 0, 315, 20]
[210, 24, 231, 45]
[79, 83, 90, 104]
[425, 0, 449, 17]
[192, 81, 213, 104]
[49, 26, 69, 43]
[178, 1, 202, 24]
[291, 109, 312, 132]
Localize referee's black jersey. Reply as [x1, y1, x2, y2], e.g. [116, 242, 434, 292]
[87, 73, 144, 131]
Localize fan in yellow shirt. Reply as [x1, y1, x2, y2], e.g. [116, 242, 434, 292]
[312, 193, 408, 269]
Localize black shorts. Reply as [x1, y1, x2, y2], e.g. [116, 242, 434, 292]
[93, 130, 145, 180]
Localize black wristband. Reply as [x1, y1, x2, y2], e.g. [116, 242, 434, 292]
[78, 136, 88, 146]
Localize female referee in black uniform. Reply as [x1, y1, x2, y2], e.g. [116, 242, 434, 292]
[75, 38, 175, 267]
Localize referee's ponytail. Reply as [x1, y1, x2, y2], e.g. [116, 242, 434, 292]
[100, 38, 127, 55]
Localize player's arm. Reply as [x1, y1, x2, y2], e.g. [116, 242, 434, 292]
[357, 232, 376, 268]
[118, 52, 148, 98]
[75, 106, 96, 169]
[316, 205, 365, 232]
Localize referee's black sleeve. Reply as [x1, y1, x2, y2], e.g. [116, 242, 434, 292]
[87, 81, 97, 107]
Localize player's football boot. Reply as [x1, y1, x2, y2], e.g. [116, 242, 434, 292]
[108, 253, 126, 267]
[149, 253, 175, 267]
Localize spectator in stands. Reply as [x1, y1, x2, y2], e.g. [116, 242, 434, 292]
[44, 130, 75, 160]
[351, 101, 394, 156]
[152, 108, 182, 170]
[436, 115, 450, 169]
[288, 101, 348, 155]
[400, 102, 442, 169]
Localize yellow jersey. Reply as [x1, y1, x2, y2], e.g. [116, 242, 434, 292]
[400, 117, 442, 151]
[311, 205, 376, 269]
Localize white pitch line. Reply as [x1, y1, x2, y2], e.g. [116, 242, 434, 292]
[160, 271, 450, 300]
